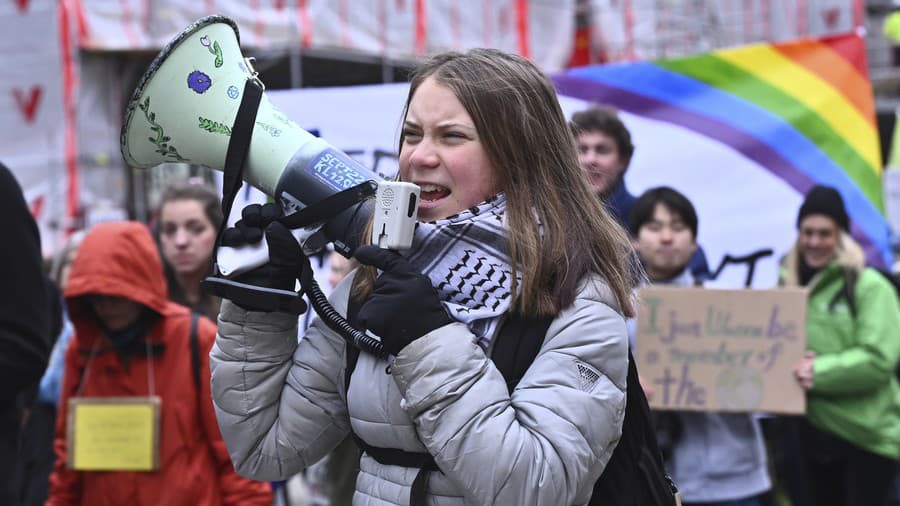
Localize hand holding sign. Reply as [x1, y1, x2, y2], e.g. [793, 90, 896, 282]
[794, 351, 816, 391]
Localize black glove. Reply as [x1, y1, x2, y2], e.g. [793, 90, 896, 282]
[353, 245, 453, 356]
[218, 203, 303, 292]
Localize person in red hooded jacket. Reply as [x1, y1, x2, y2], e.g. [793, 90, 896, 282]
[46, 221, 272, 506]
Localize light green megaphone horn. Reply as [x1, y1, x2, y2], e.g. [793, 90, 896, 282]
[121, 15, 381, 261]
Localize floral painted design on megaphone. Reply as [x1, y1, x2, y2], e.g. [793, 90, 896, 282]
[199, 35, 224, 68]
[137, 96, 187, 162]
[187, 71, 212, 94]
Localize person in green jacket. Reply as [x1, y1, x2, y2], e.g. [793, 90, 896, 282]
[777, 185, 900, 506]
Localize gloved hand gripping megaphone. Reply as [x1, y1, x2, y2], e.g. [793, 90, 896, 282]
[120, 15, 417, 356]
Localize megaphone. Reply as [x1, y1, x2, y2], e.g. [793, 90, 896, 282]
[121, 15, 387, 268]
[121, 15, 419, 356]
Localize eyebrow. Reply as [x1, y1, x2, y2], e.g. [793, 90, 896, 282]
[648, 219, 686, 226]
[403, 120, 475, 130]
[438, 121, 475, 129]
[162, 218, 206, 227]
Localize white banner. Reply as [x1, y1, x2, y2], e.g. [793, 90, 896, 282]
[268, 83, 814, 289]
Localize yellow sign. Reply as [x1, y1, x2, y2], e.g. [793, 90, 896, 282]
[636, 287, 807, 414]
[67, 396, 161, 471]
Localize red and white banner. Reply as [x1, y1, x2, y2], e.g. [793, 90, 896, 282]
[587, 0, 859, 64]
[0, 0, 79, 256]
[69, 0, 862, 68]
[73, 0, 576, 71]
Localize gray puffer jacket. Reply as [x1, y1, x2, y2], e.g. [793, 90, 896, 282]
[210, 273, 628, 505]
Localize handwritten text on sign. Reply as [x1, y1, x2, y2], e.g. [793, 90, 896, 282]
[636, 287, 807, 414]
[67, 396, 161, 471]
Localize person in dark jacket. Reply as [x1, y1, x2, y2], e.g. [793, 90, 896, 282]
[0, 162, 51, 506]
[569, 106, 711, 281]
[17, 232, 85, 506]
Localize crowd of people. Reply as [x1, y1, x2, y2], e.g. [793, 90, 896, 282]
[0, 45, 898, 506]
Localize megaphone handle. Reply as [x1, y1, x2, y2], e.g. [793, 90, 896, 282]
[216, 226, 318, 278]
[210, 251, 387, 357]
[216, 241, 269, 277]
[202, 277, 307, 315]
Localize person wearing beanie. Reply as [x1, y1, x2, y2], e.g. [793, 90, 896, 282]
[773, 184, 900, 506]
[795, 184, 850, 233]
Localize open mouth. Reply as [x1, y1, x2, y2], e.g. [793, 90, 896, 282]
[419, 183, 450, 202]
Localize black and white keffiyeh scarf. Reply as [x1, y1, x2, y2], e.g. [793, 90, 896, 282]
[402, 194, 515, 349]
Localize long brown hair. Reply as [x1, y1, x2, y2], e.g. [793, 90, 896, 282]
[356, 48, 636, 317]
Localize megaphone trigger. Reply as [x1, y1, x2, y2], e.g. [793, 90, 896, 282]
[215, 224, 321, 278]
[201, 277, 307, 315]
[215, 240, 269, 278]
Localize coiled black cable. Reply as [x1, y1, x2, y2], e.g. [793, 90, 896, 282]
[299, 255, 387, 359]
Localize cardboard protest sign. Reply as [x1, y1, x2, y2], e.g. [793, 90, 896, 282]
[636, 287, 807, 414]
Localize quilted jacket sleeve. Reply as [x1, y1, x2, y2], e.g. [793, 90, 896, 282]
[194, 316, 273, 505]
[209, 283, 352, 481]
[391, 278, 629, 505]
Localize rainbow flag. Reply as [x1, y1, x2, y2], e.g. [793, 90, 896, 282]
[554, 34, 892, 271]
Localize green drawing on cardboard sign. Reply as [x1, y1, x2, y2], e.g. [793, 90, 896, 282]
[138, 97, 187, 162]
[199, 116, 232, 136]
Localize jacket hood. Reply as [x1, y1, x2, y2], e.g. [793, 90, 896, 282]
[779, 231, 865, 287]
[64, 221, 170, 320]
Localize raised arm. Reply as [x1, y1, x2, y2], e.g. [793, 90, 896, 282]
[209, 282, 353, 481]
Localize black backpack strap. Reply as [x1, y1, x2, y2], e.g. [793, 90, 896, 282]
[828, 267, 858, 319]
[490, 312, 678, 506]
[189, 312, 201, 392]
[344, 294, 363, 402]
[490, 313, 551, 393]
[590, 350, 678, 506]
[343, 290, 435, 506]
